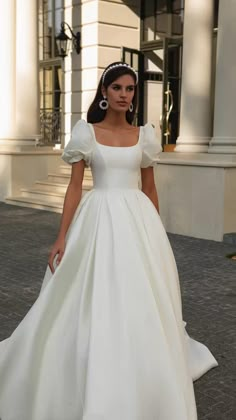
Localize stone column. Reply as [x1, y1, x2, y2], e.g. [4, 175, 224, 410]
[209, 0, 236, 154]
[175, 0, 214, 152]
[0, 0, 39, 150]
[0, 0, 16, 140]
[16, 0, 40, 138]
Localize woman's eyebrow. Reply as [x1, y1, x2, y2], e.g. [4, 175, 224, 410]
[111, 83, 135, 87]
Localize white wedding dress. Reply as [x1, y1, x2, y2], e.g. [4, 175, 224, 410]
[0, 119, 218, 420]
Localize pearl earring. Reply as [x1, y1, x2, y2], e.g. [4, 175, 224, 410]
[129, 103, 134, 112]
[99, 96, 108, 110]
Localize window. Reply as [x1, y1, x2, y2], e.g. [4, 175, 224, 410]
[38, 0, 63, 145]
[38, 0, 63, 60]
[142, 0, 184, 43]
[39, 67, 62, 111]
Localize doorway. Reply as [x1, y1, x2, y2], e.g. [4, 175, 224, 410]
[122, 41, 182, 148]
[159, 40, 182, 147]
[139, 0, 184, 147]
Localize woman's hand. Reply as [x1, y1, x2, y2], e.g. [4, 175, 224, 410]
[47, 161, 84, 274]
[48, 237, 66, 274]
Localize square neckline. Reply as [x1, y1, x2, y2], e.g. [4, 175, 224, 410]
[88, 122, 142, 149]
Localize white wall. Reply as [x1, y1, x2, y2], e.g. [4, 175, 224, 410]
[0, 152, 61, 201]
[155, 158, 236, 241]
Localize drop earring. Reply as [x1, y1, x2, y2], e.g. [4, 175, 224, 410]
[99, 96, 108, 110]
[129, 103, 134, 112]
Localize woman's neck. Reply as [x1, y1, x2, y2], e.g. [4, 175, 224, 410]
[102, 110, 130, 128]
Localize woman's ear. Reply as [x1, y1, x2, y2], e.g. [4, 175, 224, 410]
[101, 86, 107, 97]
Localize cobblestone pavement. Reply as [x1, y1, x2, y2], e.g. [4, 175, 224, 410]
[0, 202, 235, 420]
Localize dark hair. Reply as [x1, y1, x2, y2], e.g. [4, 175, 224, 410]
[87, 62, 138, 125]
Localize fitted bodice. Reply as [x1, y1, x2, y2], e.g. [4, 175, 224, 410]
[87, 123, 143, 190]
[61, 119, 162, 187]
[90, 142, 142, 190]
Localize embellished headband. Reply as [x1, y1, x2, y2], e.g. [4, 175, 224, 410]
[102, 63, 138, 85]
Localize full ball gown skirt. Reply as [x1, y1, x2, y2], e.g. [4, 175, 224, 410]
[0, 120, 218, 420]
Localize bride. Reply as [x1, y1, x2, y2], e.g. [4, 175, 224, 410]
[0, 61, 218, 420]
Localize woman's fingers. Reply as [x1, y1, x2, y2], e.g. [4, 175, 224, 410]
[56, 250, 64, 266]
[48, 248, 64, 273]
[48, 255, 55, 274]
[48, 249, 58, 274]
[49, 262, 54, 274]
[48, 238, 66, 274]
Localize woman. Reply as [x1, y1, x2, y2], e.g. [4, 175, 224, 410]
[0, 62, 218, 420]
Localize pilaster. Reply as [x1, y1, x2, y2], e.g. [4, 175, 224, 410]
[0, 0, 16, 140]
[175, 0, 214, 152]
[209, 0, 236, 154]
[0, 0, 40, 151]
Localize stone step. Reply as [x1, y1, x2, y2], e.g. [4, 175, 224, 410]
[20, 185, 92, 203]
[59, 165, 93, 180]
[5, 189, 90, 213]
[58, 165, 71, 174]
[35, 179, 93, 193]
[35, 181, 68, 193]
[21, 188, 66, 203]
[47, 172, 93, 185]
[47, 173, 71, 183]
[5, 196, 64, 213]
[5, 164, 93, 213]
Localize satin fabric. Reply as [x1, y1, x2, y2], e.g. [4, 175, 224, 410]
[0, 120, 218, 420]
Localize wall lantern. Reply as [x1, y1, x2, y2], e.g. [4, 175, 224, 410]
[56, 22, 81, 58]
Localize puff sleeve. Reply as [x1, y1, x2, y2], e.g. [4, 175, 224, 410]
[61, 119, 93, 167]
[140, 123, 162, 168]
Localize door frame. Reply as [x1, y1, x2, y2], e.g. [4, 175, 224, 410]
[140, 38, 182, 146]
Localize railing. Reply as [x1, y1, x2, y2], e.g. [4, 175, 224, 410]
[39, 110, 61, 146]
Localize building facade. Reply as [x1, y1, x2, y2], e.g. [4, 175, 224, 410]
[0, 0, 235, 241]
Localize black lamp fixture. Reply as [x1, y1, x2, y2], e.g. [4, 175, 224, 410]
[56, 22, 81, 58]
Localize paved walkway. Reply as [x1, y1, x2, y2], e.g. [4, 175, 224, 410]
[0, 203, 235, 420]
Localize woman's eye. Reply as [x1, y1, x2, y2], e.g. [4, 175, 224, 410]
[127, 87, 134, 91]
[113, 86, 119, 90]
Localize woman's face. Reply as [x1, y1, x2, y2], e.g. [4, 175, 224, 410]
[102, 74, 136, 113]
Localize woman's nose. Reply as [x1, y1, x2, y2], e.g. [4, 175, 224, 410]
[120, 88, 127, 97]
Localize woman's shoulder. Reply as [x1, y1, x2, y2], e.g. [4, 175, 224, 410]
[73, 118, 90, 129]
[139, 122, 157, 143]
[65, 119, 94, 150]
[62, 119, 94, 166]
[140, 123, 162, 167]
[140, 122, 155, 130]
[72, 119, 93, 137]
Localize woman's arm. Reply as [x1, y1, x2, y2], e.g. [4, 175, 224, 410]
[141, 167, 159, 213]
[48, 159, 85, 272]
[57, 160, 85, 239]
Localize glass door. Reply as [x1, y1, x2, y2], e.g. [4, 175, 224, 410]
[161, 40, 182, 146]
[140, 0, 184, 148]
